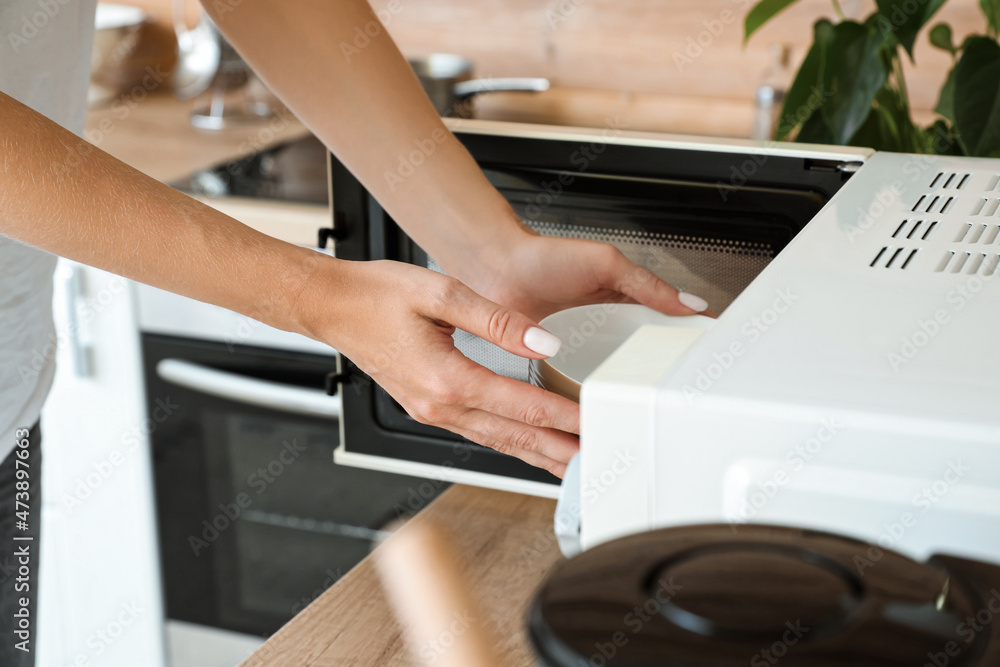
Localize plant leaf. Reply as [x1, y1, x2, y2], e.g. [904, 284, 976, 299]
[929, 23, 956, 55]
[795, 108, 836, 144]
[874, 0, 948, 59]
[775, 20, 834, 140]
[849, 107, 898, 151]
[926, 119, 965, 155]
[745, 0, 802, 42]
[877, 83, 928, 152]
[953, 36, 1000, 156]
[818, 21, 890, 145]
[935, 63, 957, 122]
[982, 0, 1000, 36]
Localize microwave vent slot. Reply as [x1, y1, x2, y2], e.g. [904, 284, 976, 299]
[972, 198, 1000, 216]
[892, 219, 938, 241]
[929, 172, 971, 190]
[987, 175, 1000, 192]
[955, 223, 1000, 244]
[935, 251, 1000, 275]
[912, 194, 955, 214]
[871, 246, 918, 270]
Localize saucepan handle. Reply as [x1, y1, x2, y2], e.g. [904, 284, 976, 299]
[452, 77, 550, 99]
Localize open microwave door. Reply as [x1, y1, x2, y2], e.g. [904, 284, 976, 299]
[327, 119, 871, 497]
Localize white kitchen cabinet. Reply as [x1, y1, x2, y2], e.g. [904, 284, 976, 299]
[39, 259, 164, 667]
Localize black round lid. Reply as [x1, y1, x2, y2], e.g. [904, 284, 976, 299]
[530, 524, 991, 666]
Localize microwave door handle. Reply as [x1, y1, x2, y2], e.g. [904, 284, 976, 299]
[155, 358, 341, 419]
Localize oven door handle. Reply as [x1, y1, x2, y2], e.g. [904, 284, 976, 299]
[156, 358, 341, 419]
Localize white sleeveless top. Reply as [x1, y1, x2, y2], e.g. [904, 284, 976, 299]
[0, 0, 98, 461]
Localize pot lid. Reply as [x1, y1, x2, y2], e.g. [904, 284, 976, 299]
[530, 524, 992, 666]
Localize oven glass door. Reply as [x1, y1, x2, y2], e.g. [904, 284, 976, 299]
[143, 335, 446, 636]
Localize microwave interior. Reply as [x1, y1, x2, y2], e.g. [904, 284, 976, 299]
[328, 129, 860, 485]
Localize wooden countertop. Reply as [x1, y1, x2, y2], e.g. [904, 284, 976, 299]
[241, 485, 561, 667]
[85, 87, 761, 190]
[85, 92, 326, 246]
[85, 91, 311, 184]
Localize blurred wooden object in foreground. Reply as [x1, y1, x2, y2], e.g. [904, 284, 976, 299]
[377, 519, 502, 667]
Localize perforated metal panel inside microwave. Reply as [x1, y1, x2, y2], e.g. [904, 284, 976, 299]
[427, 219, 774, 382]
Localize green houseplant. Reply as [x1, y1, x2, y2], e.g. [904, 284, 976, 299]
[744, 0, 1000, 157]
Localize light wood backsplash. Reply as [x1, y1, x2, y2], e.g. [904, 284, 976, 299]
[378, 0, 985, 112]
[123, 0, 988, 135]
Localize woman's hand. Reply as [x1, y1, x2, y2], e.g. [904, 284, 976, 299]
[294, 258, 581, 478]
[442, 223, 711, 322]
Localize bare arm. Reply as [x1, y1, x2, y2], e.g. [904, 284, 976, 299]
[0, 92, 313, 333]
[0, 0, 708, 477]
[0, 92, 578, 475]
[202, 0, 709, 320]
[200, 0, 523, 279]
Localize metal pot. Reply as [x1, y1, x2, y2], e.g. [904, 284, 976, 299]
[408, 53, 549, 118]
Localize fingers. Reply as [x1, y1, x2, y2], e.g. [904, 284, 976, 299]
[427, 278, 563, 359]
[461, 362, 580, 435]
[466, 405, 580, 464]
[449, 411, 576, 479]
[600, 245, 711, 316]
[398, 353, 580, 475]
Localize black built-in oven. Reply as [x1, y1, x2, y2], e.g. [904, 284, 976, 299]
[326, 123, 858, 486]
[144, 334, 445, 637]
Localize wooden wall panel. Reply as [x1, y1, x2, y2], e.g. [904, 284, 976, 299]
[378, 0, 987, 112]
[124, 0, 989, 135]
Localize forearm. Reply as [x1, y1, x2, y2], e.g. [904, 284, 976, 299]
[0, 91, 320, 335]
[202, 0, 530, 275]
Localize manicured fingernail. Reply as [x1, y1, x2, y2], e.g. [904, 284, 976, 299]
[679, 292, 709, 312]
[524, 327, 562, 357]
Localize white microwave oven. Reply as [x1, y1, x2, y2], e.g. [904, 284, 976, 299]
[326, 119, 1000, 568]
[327, 118, 871, 496]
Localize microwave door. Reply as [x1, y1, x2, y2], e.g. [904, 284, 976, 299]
[326, 120, 870, 494]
